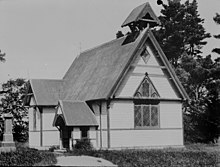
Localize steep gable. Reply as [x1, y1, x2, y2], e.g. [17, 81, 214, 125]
[114, 30, 188, 100]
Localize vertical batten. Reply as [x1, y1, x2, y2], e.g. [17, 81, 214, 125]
[107, 102, 111, 149]
[99, 103, 102, 149]
[39, 107, 43, 147]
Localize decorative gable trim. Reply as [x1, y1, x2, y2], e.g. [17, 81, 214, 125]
[133, 76, 160, 98]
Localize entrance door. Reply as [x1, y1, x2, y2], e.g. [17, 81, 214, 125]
[60, 126, 72, 149]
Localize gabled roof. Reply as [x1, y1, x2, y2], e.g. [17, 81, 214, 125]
[121, 2, 161, 28]
[62, 29, 149, 101]
[29, 79, 63, 106]
[26, 2, 189, 106]
[53, 100, 98, 127]
[27, 28, 188, 106]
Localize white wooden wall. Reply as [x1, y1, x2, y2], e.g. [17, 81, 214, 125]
[116, 46, 179, 99]
[28, 96, 59, 148]
[108, 100, 183, 148]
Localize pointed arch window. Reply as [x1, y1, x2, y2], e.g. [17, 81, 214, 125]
[134, 77, 159, 98]
[134, 77, 160, 128]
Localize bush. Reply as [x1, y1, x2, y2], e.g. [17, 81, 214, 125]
[0, 147, 57, 166]
[49, 145, 60, 152]
[74, 138, 93, 151]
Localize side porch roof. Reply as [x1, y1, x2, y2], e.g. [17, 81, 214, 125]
[53, 100, 98, 127]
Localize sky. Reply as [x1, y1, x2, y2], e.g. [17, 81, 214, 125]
[0, 0, 220, 85]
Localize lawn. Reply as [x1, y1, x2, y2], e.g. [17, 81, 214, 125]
[65, 144, 219, 167]
[0, 143, 218, 166]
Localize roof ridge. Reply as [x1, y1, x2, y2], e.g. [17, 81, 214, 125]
[80, 36, 126, 55]
[30, 78, 63, 81]
[62, 35, 127, 80]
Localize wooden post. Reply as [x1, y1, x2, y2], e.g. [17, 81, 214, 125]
[99, 103, 102, 149]
[39, 107, 43, 147]
[69, 129, 73, 150]
[107, 101, 110, 149]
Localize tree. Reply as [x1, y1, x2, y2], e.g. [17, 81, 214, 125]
[152, 0, 219, 143]
[154, 0, 211, 67]
[0, 78, 28, 142]
[0, 50, 6, 62]
[178, 55, 220, 143]
[212, 13, 220, 55]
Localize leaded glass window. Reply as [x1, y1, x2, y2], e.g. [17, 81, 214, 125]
[134, 105, 159, 128]
[134, 78, 159, 98]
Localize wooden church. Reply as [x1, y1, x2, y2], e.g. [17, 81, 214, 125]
[25, 2, 188, 150]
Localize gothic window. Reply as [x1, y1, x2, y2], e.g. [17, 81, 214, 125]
[134, 77, 159, 98]
[134, 104, 159, 128]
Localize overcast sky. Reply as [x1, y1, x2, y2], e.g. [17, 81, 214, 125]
[0, 0, 220, 84]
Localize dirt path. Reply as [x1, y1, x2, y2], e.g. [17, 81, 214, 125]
[55, 155, 117, 167]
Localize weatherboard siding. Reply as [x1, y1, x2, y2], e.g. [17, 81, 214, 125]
[160, 101, 183, 128]
[29, 131, 41, 147]
[28, 95, 60, 148]
[110, 101, 134, 129]
[42, 107, 58, 130]
[116, 49, 164, 97]
[110, 129, 183, 148]
[107, 100, 183, 148]
[43, 130, 59, 146]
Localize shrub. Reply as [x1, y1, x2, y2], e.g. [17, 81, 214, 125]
[49, 145, 59, 152]
[0, 147, 57, 166]
[74, 138, 93, 151]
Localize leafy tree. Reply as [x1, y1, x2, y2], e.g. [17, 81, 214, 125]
[155, 0, 211, 67]
[212, 13, 220, 54]
[0, 78, 28, 142]
[179, 55, 220, 143]
[152, 0, 219, 143]
[0, 50, 6, 62]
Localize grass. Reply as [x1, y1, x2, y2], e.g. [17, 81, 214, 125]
[65, 145, 219, 167]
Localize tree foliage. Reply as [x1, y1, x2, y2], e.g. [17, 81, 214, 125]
[212, 13, 220, 54]
[179, 55, 220, 143]
[154, 0, 219, 143]
[154, 0, 211, 67]
[0, 78, 28, 142]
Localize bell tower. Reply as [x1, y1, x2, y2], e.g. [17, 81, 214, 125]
[121, 2, 161, 33]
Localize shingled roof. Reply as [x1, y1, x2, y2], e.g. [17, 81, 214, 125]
[27, 27, 188, 106]
[26, 2, 189, 106]
[29, 79, 63, 106]
[62, 29, 148, 101]
[53, 100, 98, 127]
